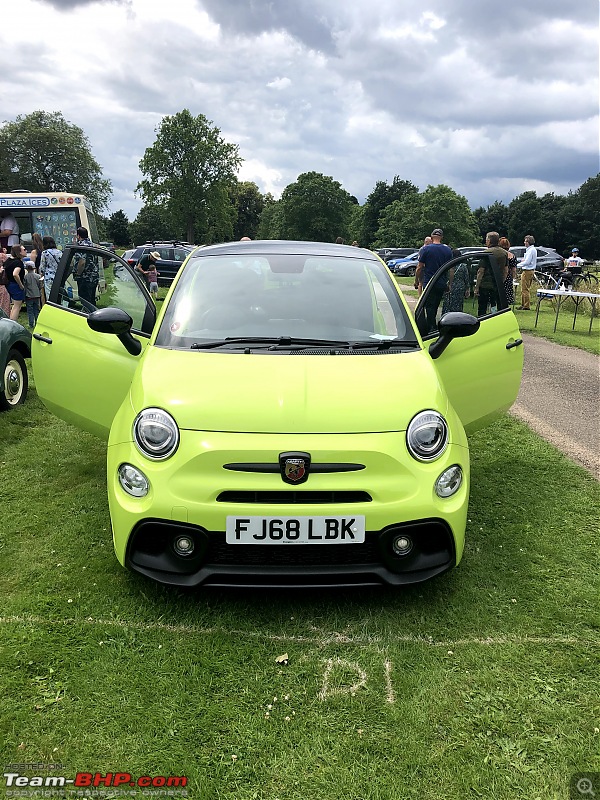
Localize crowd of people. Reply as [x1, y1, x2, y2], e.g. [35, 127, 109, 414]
[0, 224, 97, 325]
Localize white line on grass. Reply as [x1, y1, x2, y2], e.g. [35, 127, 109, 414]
[0, 615, 596, 649]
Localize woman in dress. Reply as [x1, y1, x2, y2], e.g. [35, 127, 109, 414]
[40, 236, 62, 299]
[499, 237, 517, 306]
[443, 259, 471, 313]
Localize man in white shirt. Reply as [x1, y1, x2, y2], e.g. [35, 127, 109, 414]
[517, 234, 537, 310]
[0, 211, 19, 247]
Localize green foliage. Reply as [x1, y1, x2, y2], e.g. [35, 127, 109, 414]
[107, 209, 130, 247]
[508, 191, 553, 245]
[375, 184, 480, 248]
[0, 110, 112, 212]
[230, 181, 265, 240]
[556, 174, 600, 258]
[474, 201, 510, 242]
[256, 194, 283, 239]
[360, 176, 419, 248]
[130, 204, 179, 245]
[137, 109, 242, 244]
[279, 171, 353, 241]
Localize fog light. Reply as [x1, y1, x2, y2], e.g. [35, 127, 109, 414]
[392, 534, 413, 556]
[435, 465, 463, 497]
[173, 535, 195, 557]
[118, 463, 149, 497]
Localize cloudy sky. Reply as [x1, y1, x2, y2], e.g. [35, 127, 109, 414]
[3, 0, 598, 221]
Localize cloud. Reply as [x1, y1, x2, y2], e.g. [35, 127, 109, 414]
[2, 0, 597, 224]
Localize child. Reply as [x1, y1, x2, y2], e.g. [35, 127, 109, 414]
[23, 261, 43, 329]
[145, 263, 160, 301]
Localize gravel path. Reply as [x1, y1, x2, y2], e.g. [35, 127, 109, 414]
[510, 333, 600, 479]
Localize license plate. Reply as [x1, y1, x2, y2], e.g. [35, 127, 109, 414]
[226, 516, 366, 544]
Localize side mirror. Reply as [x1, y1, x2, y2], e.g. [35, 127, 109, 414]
[87, 307, 142, 356]
[429, 312, 480, 360]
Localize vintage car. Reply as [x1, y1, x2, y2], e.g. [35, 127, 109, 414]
[32, 241, 523, 588]
[0, 308, 31, 410]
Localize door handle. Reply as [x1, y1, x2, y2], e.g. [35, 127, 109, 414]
[33, 333, 53, 344]
[505, 338, 523, 350]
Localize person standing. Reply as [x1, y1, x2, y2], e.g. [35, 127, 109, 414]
[144, 261, 160, 302]
[136, 250, 161, 283]
[474, 231, 508, 316]
[0, 211, 20, 250]
[23, 261, 43, 328]
[0, 248, 10, 317]
[73, 226, 99, 306]
[4, 244, 26, 320]
[517, 234, 537, 310]
[498, 237, 517, 306]
[40, 236, 62, 299]
[415, 228, 453, 332]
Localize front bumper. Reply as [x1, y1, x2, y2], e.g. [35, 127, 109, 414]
[107, 430, 470, 588]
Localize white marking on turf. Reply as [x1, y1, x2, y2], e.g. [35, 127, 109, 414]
[0, 615, 594, 649]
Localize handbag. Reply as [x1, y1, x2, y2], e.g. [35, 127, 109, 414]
[0, 267, 9, 286]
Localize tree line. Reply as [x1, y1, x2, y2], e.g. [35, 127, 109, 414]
[1, 110, 598, 258]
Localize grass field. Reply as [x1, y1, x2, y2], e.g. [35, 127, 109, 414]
[1, 376, 599, 799]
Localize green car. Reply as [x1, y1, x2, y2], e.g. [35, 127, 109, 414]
[32, 241, 523, 588]
[0, 308, 31, 410]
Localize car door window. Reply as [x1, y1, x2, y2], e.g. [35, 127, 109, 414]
[173, 248, 188, 262]
[415, 254, 508, 337]
[53, 248, 153, 332]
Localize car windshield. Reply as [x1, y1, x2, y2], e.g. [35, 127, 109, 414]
[155, 252, 417, 349]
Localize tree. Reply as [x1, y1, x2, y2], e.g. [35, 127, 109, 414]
[256, 194, 283, 240]
[374, 185, 480, 248]
[507, 191, 553, 246]
[230, 181, 265, 240]
[473, 201, 509, 242]
[137, 109, 242, 244]
[556, 174, 600, 259]
[360, 177, 419, 248]
[107, 210, 130, 246]
[129, 204, 177, 245]
[0, 110, 112, 212]
[279, 171, 353, 241]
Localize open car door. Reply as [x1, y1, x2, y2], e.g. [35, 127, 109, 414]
[32, 245, 156, 439]
[415, 252, 524, 433]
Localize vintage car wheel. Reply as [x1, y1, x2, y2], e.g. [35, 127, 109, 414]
[0, 348, 28, 410]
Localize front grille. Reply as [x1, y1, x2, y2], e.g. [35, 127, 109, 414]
[216, 490, 372, 503]
[207, 534, 380, 566]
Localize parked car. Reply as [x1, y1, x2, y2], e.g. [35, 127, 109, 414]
[99, 241, 116, 253]
[376, 247, 418, 263]
[0, 309, 31, 410]
[510, 246, 564, 273]
[387, 252, 419, 276]
[32, 240, 523, 589]
[126, 241, 195, 286]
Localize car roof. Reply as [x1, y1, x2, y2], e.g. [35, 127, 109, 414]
[192, 240, 376, 259]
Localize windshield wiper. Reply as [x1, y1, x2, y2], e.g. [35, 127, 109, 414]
[348, 338, 420, 350]
[190, 336, 353, 350]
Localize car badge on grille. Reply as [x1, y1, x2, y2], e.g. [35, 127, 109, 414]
[279, 452, 311, 485]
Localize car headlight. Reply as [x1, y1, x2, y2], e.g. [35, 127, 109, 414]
[133, 408, 179, 460]
[406, 410, 448, 462]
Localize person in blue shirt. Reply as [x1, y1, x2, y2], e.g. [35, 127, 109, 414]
[415, 228, 453, 333]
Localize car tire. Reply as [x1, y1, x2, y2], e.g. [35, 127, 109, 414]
[406, 266, 416, 277]
[0, 348, 28, 410]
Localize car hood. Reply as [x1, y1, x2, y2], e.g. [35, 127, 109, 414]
[129, 346, 448, 434]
